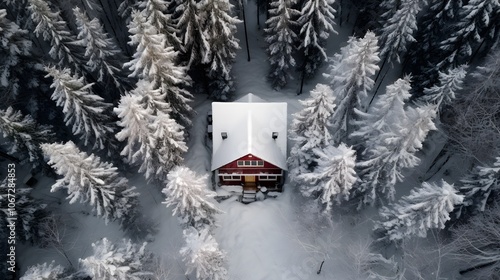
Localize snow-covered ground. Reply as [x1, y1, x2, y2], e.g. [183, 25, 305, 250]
[16, 1, 464, 279]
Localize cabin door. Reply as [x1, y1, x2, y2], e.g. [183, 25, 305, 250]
[244, 176, 256, 190]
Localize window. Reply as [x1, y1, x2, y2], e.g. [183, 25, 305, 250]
[222, 175, 241, 181]
[259, 175, 277, 181]
[237, 160, 264, 167]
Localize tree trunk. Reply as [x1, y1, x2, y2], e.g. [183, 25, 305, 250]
[298, 70, 305, 95]
[240, 0, 251, 61]
[459, 261, 497, 275]
[368, 66, 389, 108]
[257, 0, 260, 29]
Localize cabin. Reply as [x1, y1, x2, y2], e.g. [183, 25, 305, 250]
[211, 94, 287, 202]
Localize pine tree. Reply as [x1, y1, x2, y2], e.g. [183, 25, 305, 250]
[73, 7, 130, 94]
[288, 84, 337, 180]
[378, 0, 425, 65]
[44, 66, 117, 151]
[162, 166, 221, 229]
[0, 107, 55, 169]
[176, 0, 211, 67]
[298, 143, 357, 212]
[41, 141, 140, 225]
[297, 0, 336, 81]
[20, 261, 66, 280]
[324, 31, 380, 142]
[27, 0, 85, 68]
[351, 76, 411, 150]
[264, 0, 300, 89]
[114, 92, 187, 181]
[0, 9, 37, 101]
[138, 0, 183, 51]
[79, 238, 153, 280]
[0, 177, 48, 244]
[460, 157, 500, 214]
[180, 227, 228, 280]
[126, 9, 193, 126]
[202, 0, 241, 100]
[417, 65, 468, 110]
[375, 180, 463, 242]
[356, 104, 437, 204]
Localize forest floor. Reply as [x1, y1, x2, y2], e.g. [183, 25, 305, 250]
[16, 1, 465, 279]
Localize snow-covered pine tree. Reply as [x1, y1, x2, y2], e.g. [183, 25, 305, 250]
[162, 166, 221, 229]
[375, 180, 463, 242]
[297, 0, 336, 83]
[41, 141, 140, 225]
[115, 92, 187, 181]
[73, 7, 130, 95]
[351, 76, 411, 151]
[0, 9, 37, 101]
[176, 0, 211, 67]
[356, 104, 437, 205]
[438, 0, 500, 70]
[417, 65, 467, 110]
[27, 0, 85, 69]
[44, 66, 117, 151]
[0, 107, 55, 169]
[79, 238, 153, 279]
[126, 9, 193, 126]
[20, 261, 66, 280]
[202, 0, 241, 100]
[288, 84, 336, 181]
[324, 31, 380, 142]
[180, 226, 228, 280]
[460, 157, 500, 215]
[298, 143, 357, 212]
[0, 177, 48, 244]
[138, 0, 183, 52]
[264, 0, 300, 89]
[378, 0, 425, 65]
[118, 0, 140, 21]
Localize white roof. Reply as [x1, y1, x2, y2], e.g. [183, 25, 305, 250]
[211, 94, 287, 171]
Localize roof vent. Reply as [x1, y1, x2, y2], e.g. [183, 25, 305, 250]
[221, 132, 227, 140]
[272, 132, 278, 139]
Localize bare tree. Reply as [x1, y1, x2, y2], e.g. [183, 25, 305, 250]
[39, 215, 76, 269]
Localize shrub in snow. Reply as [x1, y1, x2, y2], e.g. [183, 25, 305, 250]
[79, 237, 153, 280]
[180, 227, 228, 280]
[298, 143, 357, 212]
[162, 166, 221, 229]
[459, 157, 500, 215]
[288, 84, 336, 181]
[41, 141, 140, 226]
[0, 106, 55, 169]
[20, 261, 66, 280]
[375, 180, 463, 242]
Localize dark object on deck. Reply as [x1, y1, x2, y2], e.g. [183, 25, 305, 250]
[23, 174, 37, 186]
[317, 260, 325, 274]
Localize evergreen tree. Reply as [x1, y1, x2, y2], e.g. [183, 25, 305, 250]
[41, 141, 140, 225]
[324, 31, 380, 142]
[0, 107, 55, 169]
[288, 84, 336, 180]
[114, 93, 187, 181]
[180, 227, 228, 280]
[0, 9, 38, 101]
[79, 238, 153, 280]
[351, 76, 411, 150]
[44, 66, 117, 151]
[264, 0, 300, 89]
[162, 166, 221, 229]
[202, 0, 241, 100]
[378, 0, 425, 65]
[460, 157, 500, 214]
[375, 180, 463, 242]
[356, 104, 437, 204]
[138, 0, 183, 51]
[20, 261, 66, 280]
[417, 65, 468, 110]
[297, 0, 336, 82]
[298, 143, 357, 212]
[0, 177, 48, 244]
[73, 7, 130, 95]
[27, 0, 85, 69]
[126, 9, 193, 126]
[176, 0, 211, 67]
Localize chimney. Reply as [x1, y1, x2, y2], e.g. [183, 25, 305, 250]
[272, 132, 278, 139]
[221, 132, 227, 140]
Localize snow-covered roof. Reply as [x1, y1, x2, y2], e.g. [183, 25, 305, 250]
[211, 94, 287, 171]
